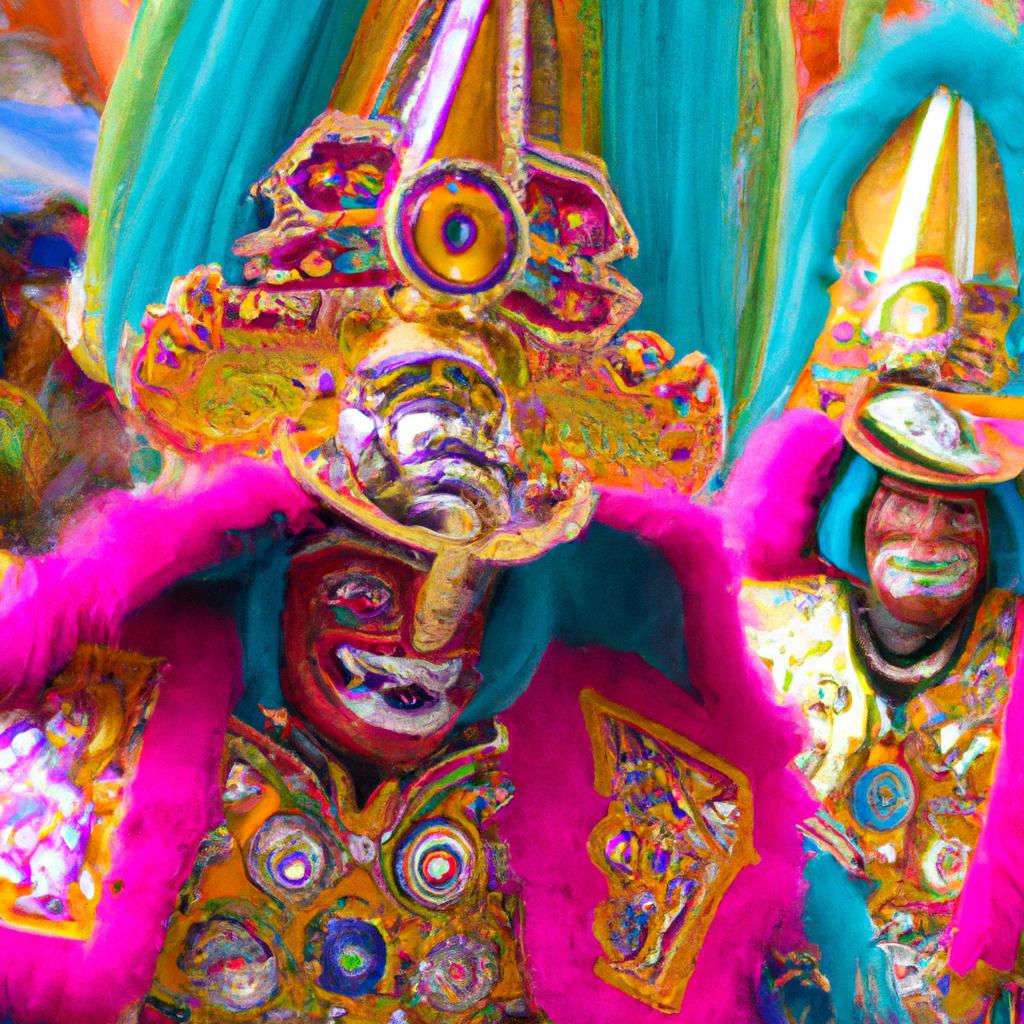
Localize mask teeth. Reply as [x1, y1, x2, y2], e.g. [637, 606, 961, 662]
[336, 646, 463, 695]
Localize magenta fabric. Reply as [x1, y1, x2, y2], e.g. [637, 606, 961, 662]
[498, 487, 816, 1021]
[0, 454, 316, 705]
[721, 407, 844, 580]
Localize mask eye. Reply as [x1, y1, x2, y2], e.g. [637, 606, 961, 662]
[324, 571, 395, 627]
[394, 819, 476, 910]
[946, 501, 981, 534]
[388, 160, 527, 307]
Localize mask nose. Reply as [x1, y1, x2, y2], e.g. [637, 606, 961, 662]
[913, 501, 945, 545]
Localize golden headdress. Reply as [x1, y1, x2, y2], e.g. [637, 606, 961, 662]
[791, 86, 1020, 415]
[92, 0, 724, 647]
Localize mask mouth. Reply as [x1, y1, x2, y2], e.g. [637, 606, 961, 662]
[873, 543, 978, 598]
[326, 645, 474, 737]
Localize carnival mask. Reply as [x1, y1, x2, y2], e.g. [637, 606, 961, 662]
[281, 534, 486, 768]
[864, 476, 987, 628]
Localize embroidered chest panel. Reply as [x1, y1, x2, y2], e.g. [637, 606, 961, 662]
[580, 690, 756, 1013]
[143, 719, 542, 1024]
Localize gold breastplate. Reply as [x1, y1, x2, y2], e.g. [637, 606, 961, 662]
[0, 646, 161, 941]
[743, 579, 1018, 947]
[143, 719, 544, 1024]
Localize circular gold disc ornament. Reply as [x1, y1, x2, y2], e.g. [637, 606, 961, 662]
[385, 159, 528, 308]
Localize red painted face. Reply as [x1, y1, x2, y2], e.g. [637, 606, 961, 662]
[281, 536, 484, 769]
[864, 477, 988, 628]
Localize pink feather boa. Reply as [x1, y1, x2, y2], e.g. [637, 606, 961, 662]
[0, 454, 317, 705]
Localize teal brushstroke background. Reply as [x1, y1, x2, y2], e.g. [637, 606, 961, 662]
[602, 1, 745, 418]
[734, 3, 1024, 451]
[91, 0, 370, 379]
[801, 842, 909, 1023]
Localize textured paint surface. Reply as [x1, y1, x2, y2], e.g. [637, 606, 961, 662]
[0, 456, 315, 703]
[0, 101, 97, 215]
[726, 409, 1024, 994]
[5, 0, 1024, 1020]
[207, 518, 688, 731]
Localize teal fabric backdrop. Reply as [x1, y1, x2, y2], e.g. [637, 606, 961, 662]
[602, 1, 745, 422]
[93, 0, 370, 378]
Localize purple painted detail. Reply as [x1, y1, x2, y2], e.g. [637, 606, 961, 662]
[605, 830, 637, 873]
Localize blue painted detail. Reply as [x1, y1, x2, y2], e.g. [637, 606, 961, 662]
[318, 918, 387, 996]
[851, 764, 916, 832]
[0, 100, 98, 215]
[987, 479, 1024, 592]
[187, 523, 293, 729]
[462, 520, 688, 721]
[27, 234, 77, 270]
[810, 365, 864, 383]
[816, 451, 877, 584]
[802, 840, 911, 1023]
